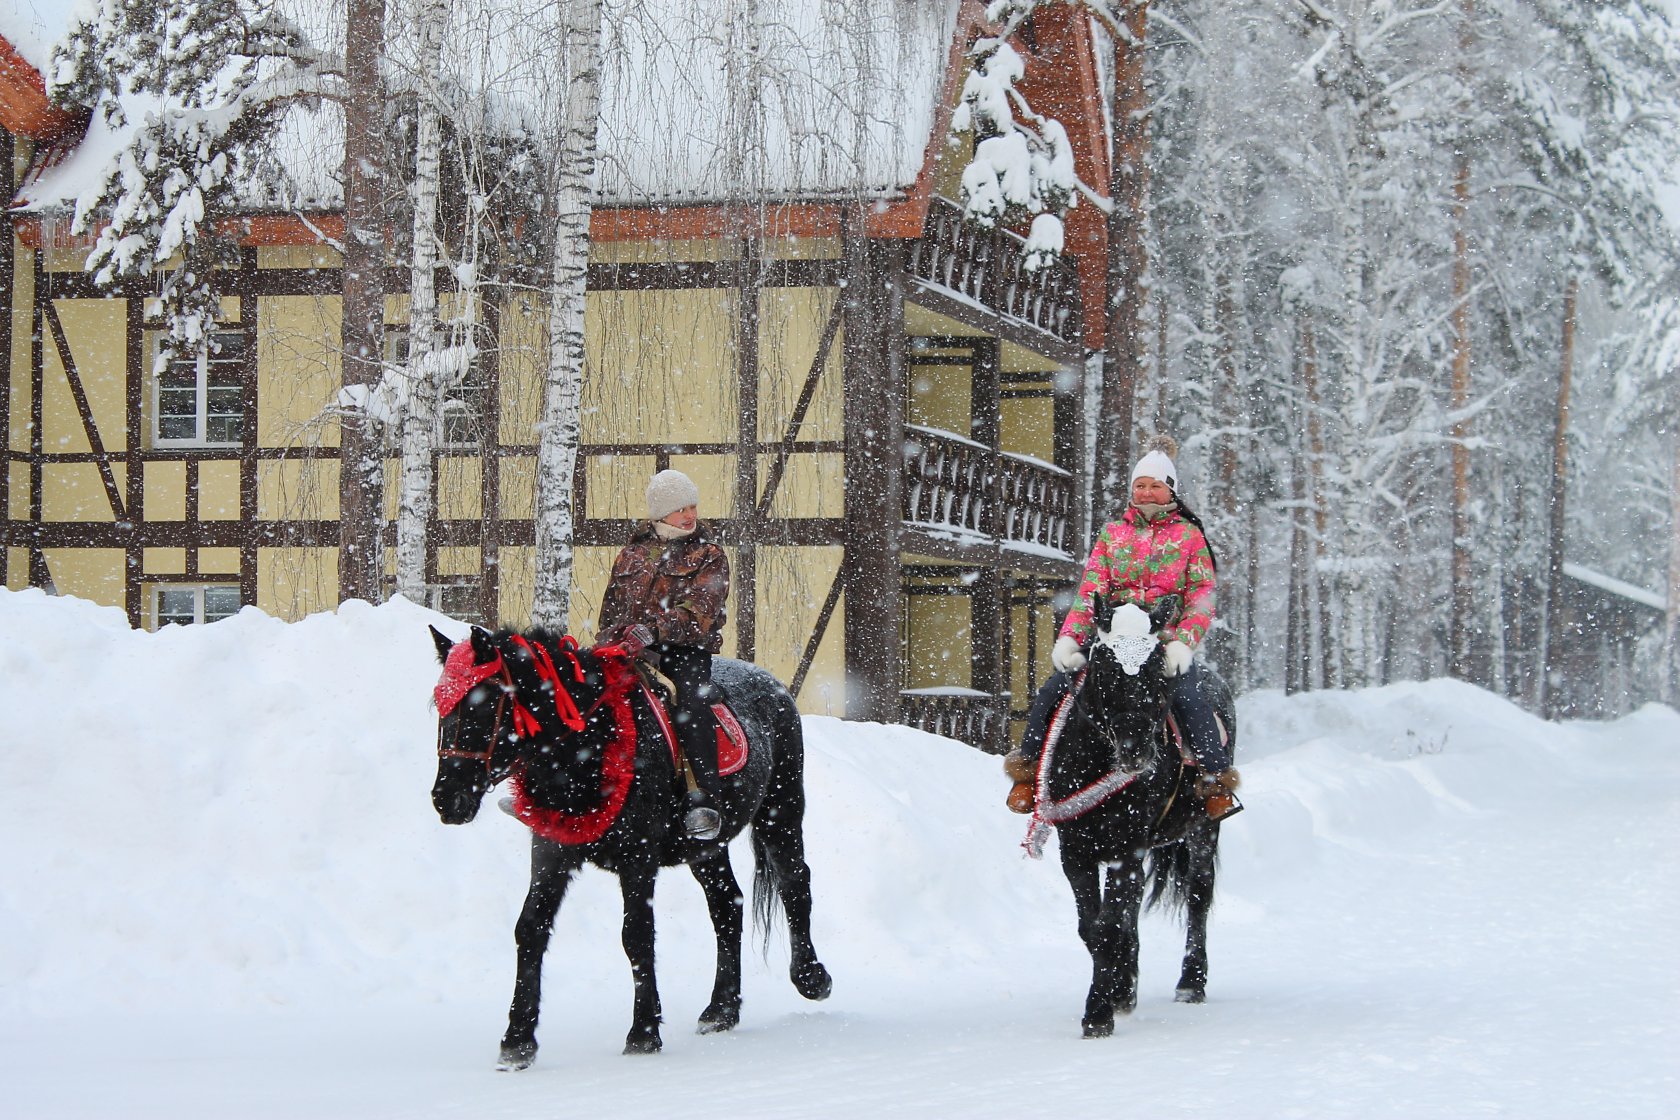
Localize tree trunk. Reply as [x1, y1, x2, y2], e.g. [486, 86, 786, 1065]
[395, 0, 451, 604]
[530, 0, 605, 630]
[1667, 401, 1679, 705]
[1094, 0, 1149, 522]
[1447, 141, 1473, 680]
[339, 0, 389, 603]
[1542, 277, 1577, 719]
[1301, 319, 1330, 690]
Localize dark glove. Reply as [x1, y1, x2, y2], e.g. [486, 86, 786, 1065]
[618, 623, 655, 658]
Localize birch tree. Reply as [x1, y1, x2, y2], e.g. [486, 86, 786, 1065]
[529, 0, 606, 630]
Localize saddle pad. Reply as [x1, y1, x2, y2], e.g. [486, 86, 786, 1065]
[636, 682, 749, 776]
[712, 703, 748, 776]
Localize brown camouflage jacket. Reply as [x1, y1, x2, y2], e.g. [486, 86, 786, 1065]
[596, 521, 729, 653]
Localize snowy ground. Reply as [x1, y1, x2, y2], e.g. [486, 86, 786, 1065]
[2, 587, 1676, 1119]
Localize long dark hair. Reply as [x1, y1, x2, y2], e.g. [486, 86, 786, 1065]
[1169, 491, 1218, 575]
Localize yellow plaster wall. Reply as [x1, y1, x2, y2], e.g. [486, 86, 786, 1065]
[42, 463, 122, 521]
[257, 547, 337, 618]
[8, 462, 28, 519]
[256, 245, 342, 270]
[43, 548, 124, 606]
[585, 454, 657, 520]
[754, 544, 846, 716]
[6, 548, 29, 589]
[1001, 395, 1055, 463]
[258, 458, 339, 521]
[436, 547, 480, 578]
[497, 545, 535, 623]
[583, 289, 739, 445]
[757, 452, 843, 519]
[756, 287, 842, 443]
[8, 246, 34, 455]
[904, 581, 973, 690]
[906, 358, 971, 436]
[43, 300, 128, 454]
[256, 295, 342, 448]
[436, 458, 481, 520]
[144, 547, 187, 574]
[764, 237, 842, 261]
[144, 461, 188, 520]
[498, 457, 534, 519]
[198, 461, 242, 519]
[200, 547, 241, 574]
[591, 239, 741, 264]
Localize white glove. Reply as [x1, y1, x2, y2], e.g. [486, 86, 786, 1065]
[1051, 635, 1087, 673]
[1162, 640, 1193, 677]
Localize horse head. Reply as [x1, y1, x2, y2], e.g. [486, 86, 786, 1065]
[1078, 595, 1182, 774]
[428, 625, 623, 825]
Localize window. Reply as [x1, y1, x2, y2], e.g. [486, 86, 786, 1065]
[385, 576, 486, 625]
[155, 585, 242, 628]
[384, 324, 487, 448]
[154, 329, 246, 446]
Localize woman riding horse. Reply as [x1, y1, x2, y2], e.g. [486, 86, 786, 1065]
[1007, 436, 1240, 820]
[595, 469, 730, 839]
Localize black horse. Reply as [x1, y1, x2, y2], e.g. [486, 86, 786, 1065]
[428, 625, 832, 1067]
[1022, 595, 1234, 1037]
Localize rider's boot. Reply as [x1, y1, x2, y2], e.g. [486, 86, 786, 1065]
[1003, 749, 1036, 815]
[684, 794, 722, 841]
[1197, 769, 1243, 821]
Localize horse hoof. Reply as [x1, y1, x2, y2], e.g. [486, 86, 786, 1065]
[793, 961, 833, 1001]
[623, 1033, 663, 1055]
[1081, 1017, 1114, 1039]
[698, 1004, 741, 1034]
[496, 1042, 536, 1071]
[1175, 987, 1206, 1004]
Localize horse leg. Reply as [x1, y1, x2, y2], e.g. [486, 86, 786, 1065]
[754, 807, 832, 1001]
[1106, 856, 1147, 1016]
[1061, 850, 1115, 1038]
[690, 851, 744, 1033]
[618, 863, 663, 1054]
[1175, 833, 1219, 1004]
[499, 840, 576, 1071]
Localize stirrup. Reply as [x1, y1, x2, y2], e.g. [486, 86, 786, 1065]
[684, 805, 722, 840]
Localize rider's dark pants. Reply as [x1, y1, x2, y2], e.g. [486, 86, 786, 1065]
[653, 642, 718, 797]
[1016, 661, 1231, 772]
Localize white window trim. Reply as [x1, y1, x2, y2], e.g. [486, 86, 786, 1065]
[152, 584, 243, 629]
[152, 329, 246, 449]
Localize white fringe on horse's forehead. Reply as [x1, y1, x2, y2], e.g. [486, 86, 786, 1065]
[1097, 603, 1156, 676]
[1104, 603, 1152, 638]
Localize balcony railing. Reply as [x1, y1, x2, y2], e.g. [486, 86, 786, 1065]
[899, 689, 1012, 754]
[907, 196, 1083, 347]
[902, 425, 1075, 557]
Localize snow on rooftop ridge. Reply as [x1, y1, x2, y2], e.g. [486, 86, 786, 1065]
[0, 0, 90, 75]
[1561, 562, 1667, 612]
[15, 0, 963, 214]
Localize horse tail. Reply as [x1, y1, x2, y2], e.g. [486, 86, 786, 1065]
[750, 827, 782, 955]
[1146, 841, 1199, 913]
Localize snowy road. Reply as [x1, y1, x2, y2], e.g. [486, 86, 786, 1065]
[3, 592, 1676, 1118]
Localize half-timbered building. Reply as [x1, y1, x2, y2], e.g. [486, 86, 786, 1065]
[2, 0, 1113, 749]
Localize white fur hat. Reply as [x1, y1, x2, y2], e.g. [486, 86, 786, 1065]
[646, 469, 701, 522]
[1130, 449, 1178, 491]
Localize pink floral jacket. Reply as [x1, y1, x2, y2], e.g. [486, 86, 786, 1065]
[1058, 505, 1217, 652]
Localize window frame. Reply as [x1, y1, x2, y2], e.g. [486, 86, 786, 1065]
[151, 328, 248, 449]
[152, 583, 243, 629]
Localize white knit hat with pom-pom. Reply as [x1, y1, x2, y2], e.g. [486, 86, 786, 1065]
[646, 469, 701, 522]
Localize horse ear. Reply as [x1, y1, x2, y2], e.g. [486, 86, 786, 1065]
[469, 625, 497, 663]
[1092, 595, 1115, 633]
[1149, 594, 1183, 634]
[430, 625, 455, 664]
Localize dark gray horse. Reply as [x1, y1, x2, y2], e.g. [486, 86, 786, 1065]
[428, 625, 831, 1068]
[1022, 596, 1234, 1037]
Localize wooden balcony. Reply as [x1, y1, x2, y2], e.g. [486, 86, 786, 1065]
[906, 196, 1083, 349]
[899, 689, 1012, 754]
[902, 425, 1076, 560]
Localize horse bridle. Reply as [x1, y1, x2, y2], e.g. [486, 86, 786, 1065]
[435, 660, 619, 777]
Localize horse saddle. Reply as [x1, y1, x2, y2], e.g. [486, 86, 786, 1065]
[634, 672, 748, 776]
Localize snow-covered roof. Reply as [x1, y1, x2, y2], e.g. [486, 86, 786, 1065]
[1562, 563, 1667, 613]
[11, 0, 964, 214]
[0, 0, 84, 76]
